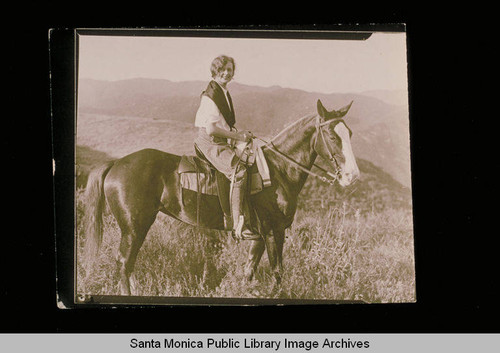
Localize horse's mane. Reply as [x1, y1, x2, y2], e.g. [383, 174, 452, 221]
[271, 113, 316, 143]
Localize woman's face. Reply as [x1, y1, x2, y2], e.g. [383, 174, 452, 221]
[214, 62, 234, 86]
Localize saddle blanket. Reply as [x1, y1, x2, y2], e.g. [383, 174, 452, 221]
[180, 171, 266, 196]
[180, 172, 218, 195]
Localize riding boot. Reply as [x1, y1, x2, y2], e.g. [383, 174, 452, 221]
[231, 165, 260, 240]
[215, 170, 233, 231]
[232, 166, 258, 240]
[231, 170, 247, 239]
[223, 215, 233, 232]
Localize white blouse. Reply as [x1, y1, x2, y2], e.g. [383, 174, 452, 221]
[194, 83, 232, 131]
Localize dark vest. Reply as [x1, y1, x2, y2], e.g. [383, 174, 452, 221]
[201, 80, 235, 128]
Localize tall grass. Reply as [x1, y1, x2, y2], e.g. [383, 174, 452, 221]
[76, 189, 415, 303]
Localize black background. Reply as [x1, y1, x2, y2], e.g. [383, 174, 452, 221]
[2, 4, 495, 333]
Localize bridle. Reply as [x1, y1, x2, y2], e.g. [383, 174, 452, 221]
[256, 115, 346, 186]
[314, 115, 346, 181]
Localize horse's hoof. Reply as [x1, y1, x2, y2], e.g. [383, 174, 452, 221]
[270, 284, 283, 298]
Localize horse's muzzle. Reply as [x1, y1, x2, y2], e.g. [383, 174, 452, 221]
[338, 169, 360, 187]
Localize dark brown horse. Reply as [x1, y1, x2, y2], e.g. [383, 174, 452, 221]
[82, 99, 360, 295]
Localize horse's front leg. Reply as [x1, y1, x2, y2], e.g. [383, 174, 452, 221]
[274, 227, 285, 277]
[265, 232, 283, 285]
[243, 239, 265, 281]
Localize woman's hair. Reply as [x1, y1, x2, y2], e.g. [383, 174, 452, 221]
[210, 55, 236, 78]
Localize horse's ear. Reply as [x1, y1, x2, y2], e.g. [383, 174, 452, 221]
[317, 99, 327, 119]
[337, 100, 354, 118]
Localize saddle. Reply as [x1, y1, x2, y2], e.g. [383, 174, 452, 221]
[177, 144, 271, 228]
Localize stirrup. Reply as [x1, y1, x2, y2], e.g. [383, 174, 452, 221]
[233, 215, 261, 240]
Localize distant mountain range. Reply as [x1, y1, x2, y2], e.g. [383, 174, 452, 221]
[77, 78, 412, 187]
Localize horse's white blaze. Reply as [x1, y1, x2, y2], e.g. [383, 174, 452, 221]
[334, 122, 360, 186]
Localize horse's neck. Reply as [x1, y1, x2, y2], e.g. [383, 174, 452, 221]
[268, 115, 317, 188]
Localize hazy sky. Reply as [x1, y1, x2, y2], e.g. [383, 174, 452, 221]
[78, 31, 408, 94]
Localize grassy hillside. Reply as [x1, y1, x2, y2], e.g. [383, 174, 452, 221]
[76, 113, 198, 157]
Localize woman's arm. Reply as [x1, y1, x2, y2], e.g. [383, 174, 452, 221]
[196, 95, 252, 142]
[206, 122, 252, 142]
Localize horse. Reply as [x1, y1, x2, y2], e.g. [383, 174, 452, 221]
[82, 99, 360, 296]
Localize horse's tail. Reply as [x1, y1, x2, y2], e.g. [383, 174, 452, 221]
[82, 160, 115, 262]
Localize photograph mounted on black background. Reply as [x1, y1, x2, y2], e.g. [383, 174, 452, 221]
[52, 26, 414, 306]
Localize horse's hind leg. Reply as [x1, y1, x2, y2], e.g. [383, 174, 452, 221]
[115, 212, 157, 296]
[273, 228, 285, 283]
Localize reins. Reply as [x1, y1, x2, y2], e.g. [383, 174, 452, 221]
[253, 115, 343, 186]
[260, 139, 338, 185]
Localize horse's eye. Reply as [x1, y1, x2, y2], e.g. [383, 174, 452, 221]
[329, 132, 341, 146]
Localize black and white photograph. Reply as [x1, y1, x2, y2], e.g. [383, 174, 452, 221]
[73, 28, 415, 304]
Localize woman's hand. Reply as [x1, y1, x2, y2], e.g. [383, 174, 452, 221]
[239, 130, 254, 142]
[206, 122, 253, 142]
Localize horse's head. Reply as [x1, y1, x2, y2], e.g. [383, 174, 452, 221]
[315, 99, 360, 187]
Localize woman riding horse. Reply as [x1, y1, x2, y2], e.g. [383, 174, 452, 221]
[83, 80, 360, 296]
[194, 55, 254, 239]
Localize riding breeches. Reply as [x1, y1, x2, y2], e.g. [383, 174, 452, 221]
[194, 129, 245, 182]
